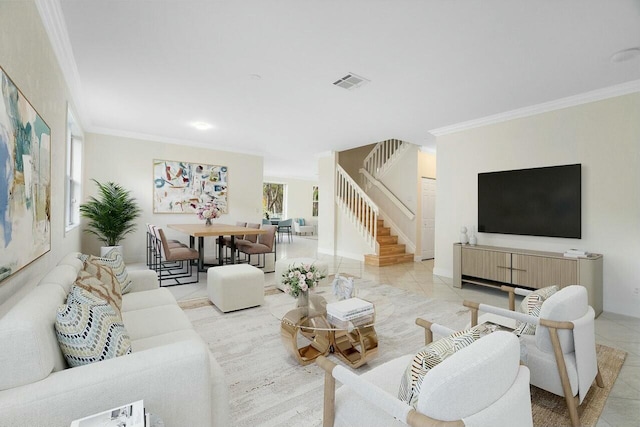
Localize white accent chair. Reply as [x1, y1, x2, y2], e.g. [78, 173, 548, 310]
[464, 285, 604, 427]
[293, 218, 314, 235]
[316, 319, 533, 427]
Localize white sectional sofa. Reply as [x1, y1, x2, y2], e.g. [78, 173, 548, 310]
[0, 252, 228, 427]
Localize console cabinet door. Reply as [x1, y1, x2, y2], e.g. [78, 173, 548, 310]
[511, 254, 577, 289]
[461, 248, 511, 283]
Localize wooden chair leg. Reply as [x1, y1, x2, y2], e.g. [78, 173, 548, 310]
[316, 356, 336, 427]
[548, 326, 581, 427]
[596, 366, 605, 387]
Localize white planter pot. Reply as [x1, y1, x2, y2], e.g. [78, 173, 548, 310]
[100, 245, 123, 257]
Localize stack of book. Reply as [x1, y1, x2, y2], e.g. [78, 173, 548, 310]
[563, 249, 590, 258]
[326, 298, 374, 328]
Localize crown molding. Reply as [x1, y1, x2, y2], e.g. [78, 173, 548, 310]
[429, 79, 640, 137]
[35, 0, 90, 129]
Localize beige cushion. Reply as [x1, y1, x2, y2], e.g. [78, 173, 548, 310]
[74, 268, 123, 317]
[121, 305, 193, 340]
[86, 249, 133, 294]
[121, 288, 177, 312]
[514, 285, 558, 336]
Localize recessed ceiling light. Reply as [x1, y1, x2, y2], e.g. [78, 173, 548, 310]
[191, 121, 213, 130]
[610, 47, 640, 63]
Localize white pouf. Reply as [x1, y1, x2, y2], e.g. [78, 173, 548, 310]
[274, 257, 330, 292]
[207, 264, 264, 312]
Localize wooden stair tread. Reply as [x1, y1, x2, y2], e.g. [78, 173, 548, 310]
[364, 253, 414, 267]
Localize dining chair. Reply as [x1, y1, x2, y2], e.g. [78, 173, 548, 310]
[237, 225, 277, 272]
[277, 218, 293, 243]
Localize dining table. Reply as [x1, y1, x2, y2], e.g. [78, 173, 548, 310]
[167, 223, 267, 271]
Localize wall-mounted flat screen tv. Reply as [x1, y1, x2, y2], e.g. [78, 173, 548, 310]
[477, 164, 581, 239]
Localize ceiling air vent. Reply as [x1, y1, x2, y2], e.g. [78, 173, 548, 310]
[333, 73, 370, 90]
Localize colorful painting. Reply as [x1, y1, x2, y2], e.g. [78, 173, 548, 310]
[153, 159, 228, 213]
[0, 67, 51, 283]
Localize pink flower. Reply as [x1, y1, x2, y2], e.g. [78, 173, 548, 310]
[306, 271, 314, 279]
[300, 282, 308, 291]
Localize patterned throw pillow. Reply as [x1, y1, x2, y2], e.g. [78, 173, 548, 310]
[513, 285, 559, 336]
[74, 268, 123, 317]
[298, 218, 305, 226]
[398, 327, 481, 408]
[55, 287, 131, 367]
[86, 249, 133, 294]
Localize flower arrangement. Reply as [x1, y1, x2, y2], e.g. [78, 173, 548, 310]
[196, 202, 220, 223]
[282, 262, 326, 297]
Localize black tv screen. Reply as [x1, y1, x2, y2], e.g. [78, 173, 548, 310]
[478, 164, 581, 239]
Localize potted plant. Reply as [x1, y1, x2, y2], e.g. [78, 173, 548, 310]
[80, 179, 141, 256]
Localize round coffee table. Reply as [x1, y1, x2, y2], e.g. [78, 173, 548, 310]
[269, 286, 394, 368]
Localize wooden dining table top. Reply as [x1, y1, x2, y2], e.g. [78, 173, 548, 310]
[168, 223, 268, 237]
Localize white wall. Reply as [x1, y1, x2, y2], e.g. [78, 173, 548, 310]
[83, 133, 264, 263]
[0, 2, 83, 314]
[317, 154, 336, 256]
[434, 93, 640, 317]
[263, 175, 318, 227]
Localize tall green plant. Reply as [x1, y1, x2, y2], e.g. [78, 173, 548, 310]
[80, 180, 141, 247]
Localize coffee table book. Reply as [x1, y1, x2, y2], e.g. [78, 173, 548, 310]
[326, 297, 374, 320]
[70, 399, 145, 427]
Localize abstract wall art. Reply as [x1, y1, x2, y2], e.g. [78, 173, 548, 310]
[153, 159, 228, 214]
[0, 66, 51, 283]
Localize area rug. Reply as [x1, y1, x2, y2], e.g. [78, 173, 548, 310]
[531, 344, 626, 427]
[181, 282, 625, 427]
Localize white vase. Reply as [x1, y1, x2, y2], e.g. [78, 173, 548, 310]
[469, 229, 477, 246]
[100, 245, 123, 257]
[460, 227, 469, 244]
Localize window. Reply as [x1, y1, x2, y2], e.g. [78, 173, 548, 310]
[263, 182, 285, 219]
[312, 185, 319, 217]
[65, 107, 83, 232]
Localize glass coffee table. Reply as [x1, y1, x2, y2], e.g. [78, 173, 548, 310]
[268, 286, 393, 368]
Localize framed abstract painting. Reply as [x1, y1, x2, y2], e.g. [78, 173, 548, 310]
[153, 159, 228, 213]
[0, 66, 51, 283]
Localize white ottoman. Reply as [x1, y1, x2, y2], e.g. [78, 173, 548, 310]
[207, 264, 264, 312]
[275, 257, 330, 292]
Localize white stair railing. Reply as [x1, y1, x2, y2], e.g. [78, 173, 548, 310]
[362, 139, 409, 179]
[335, 165, 378, 251]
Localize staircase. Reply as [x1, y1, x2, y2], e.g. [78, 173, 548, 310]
[364, 218, 414, 266]
[336, 148, 414, 267]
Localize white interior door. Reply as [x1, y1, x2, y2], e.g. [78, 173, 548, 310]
[421, 178, 436, 260]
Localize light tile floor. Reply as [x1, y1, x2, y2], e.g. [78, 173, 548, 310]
[156, 235, 639, 427]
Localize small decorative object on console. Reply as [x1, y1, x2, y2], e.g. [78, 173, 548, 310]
[469, 226, 477, 246]
[459, 226, 469, 244]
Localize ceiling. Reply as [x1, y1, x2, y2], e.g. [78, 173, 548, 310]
[52, 0, 640, 179]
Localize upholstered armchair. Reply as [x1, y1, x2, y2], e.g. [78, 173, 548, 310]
[293, 218, 314, 235]
[464, 285, 603, 427]
[316, 319, 533, 427]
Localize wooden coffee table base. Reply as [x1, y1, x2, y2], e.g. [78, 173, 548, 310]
[280, 310, 378, 368]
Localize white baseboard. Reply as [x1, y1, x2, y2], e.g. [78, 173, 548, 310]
[433, 267, 453, 279]
[317, 246, 334, 256]
[336, 250, 365, 262]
